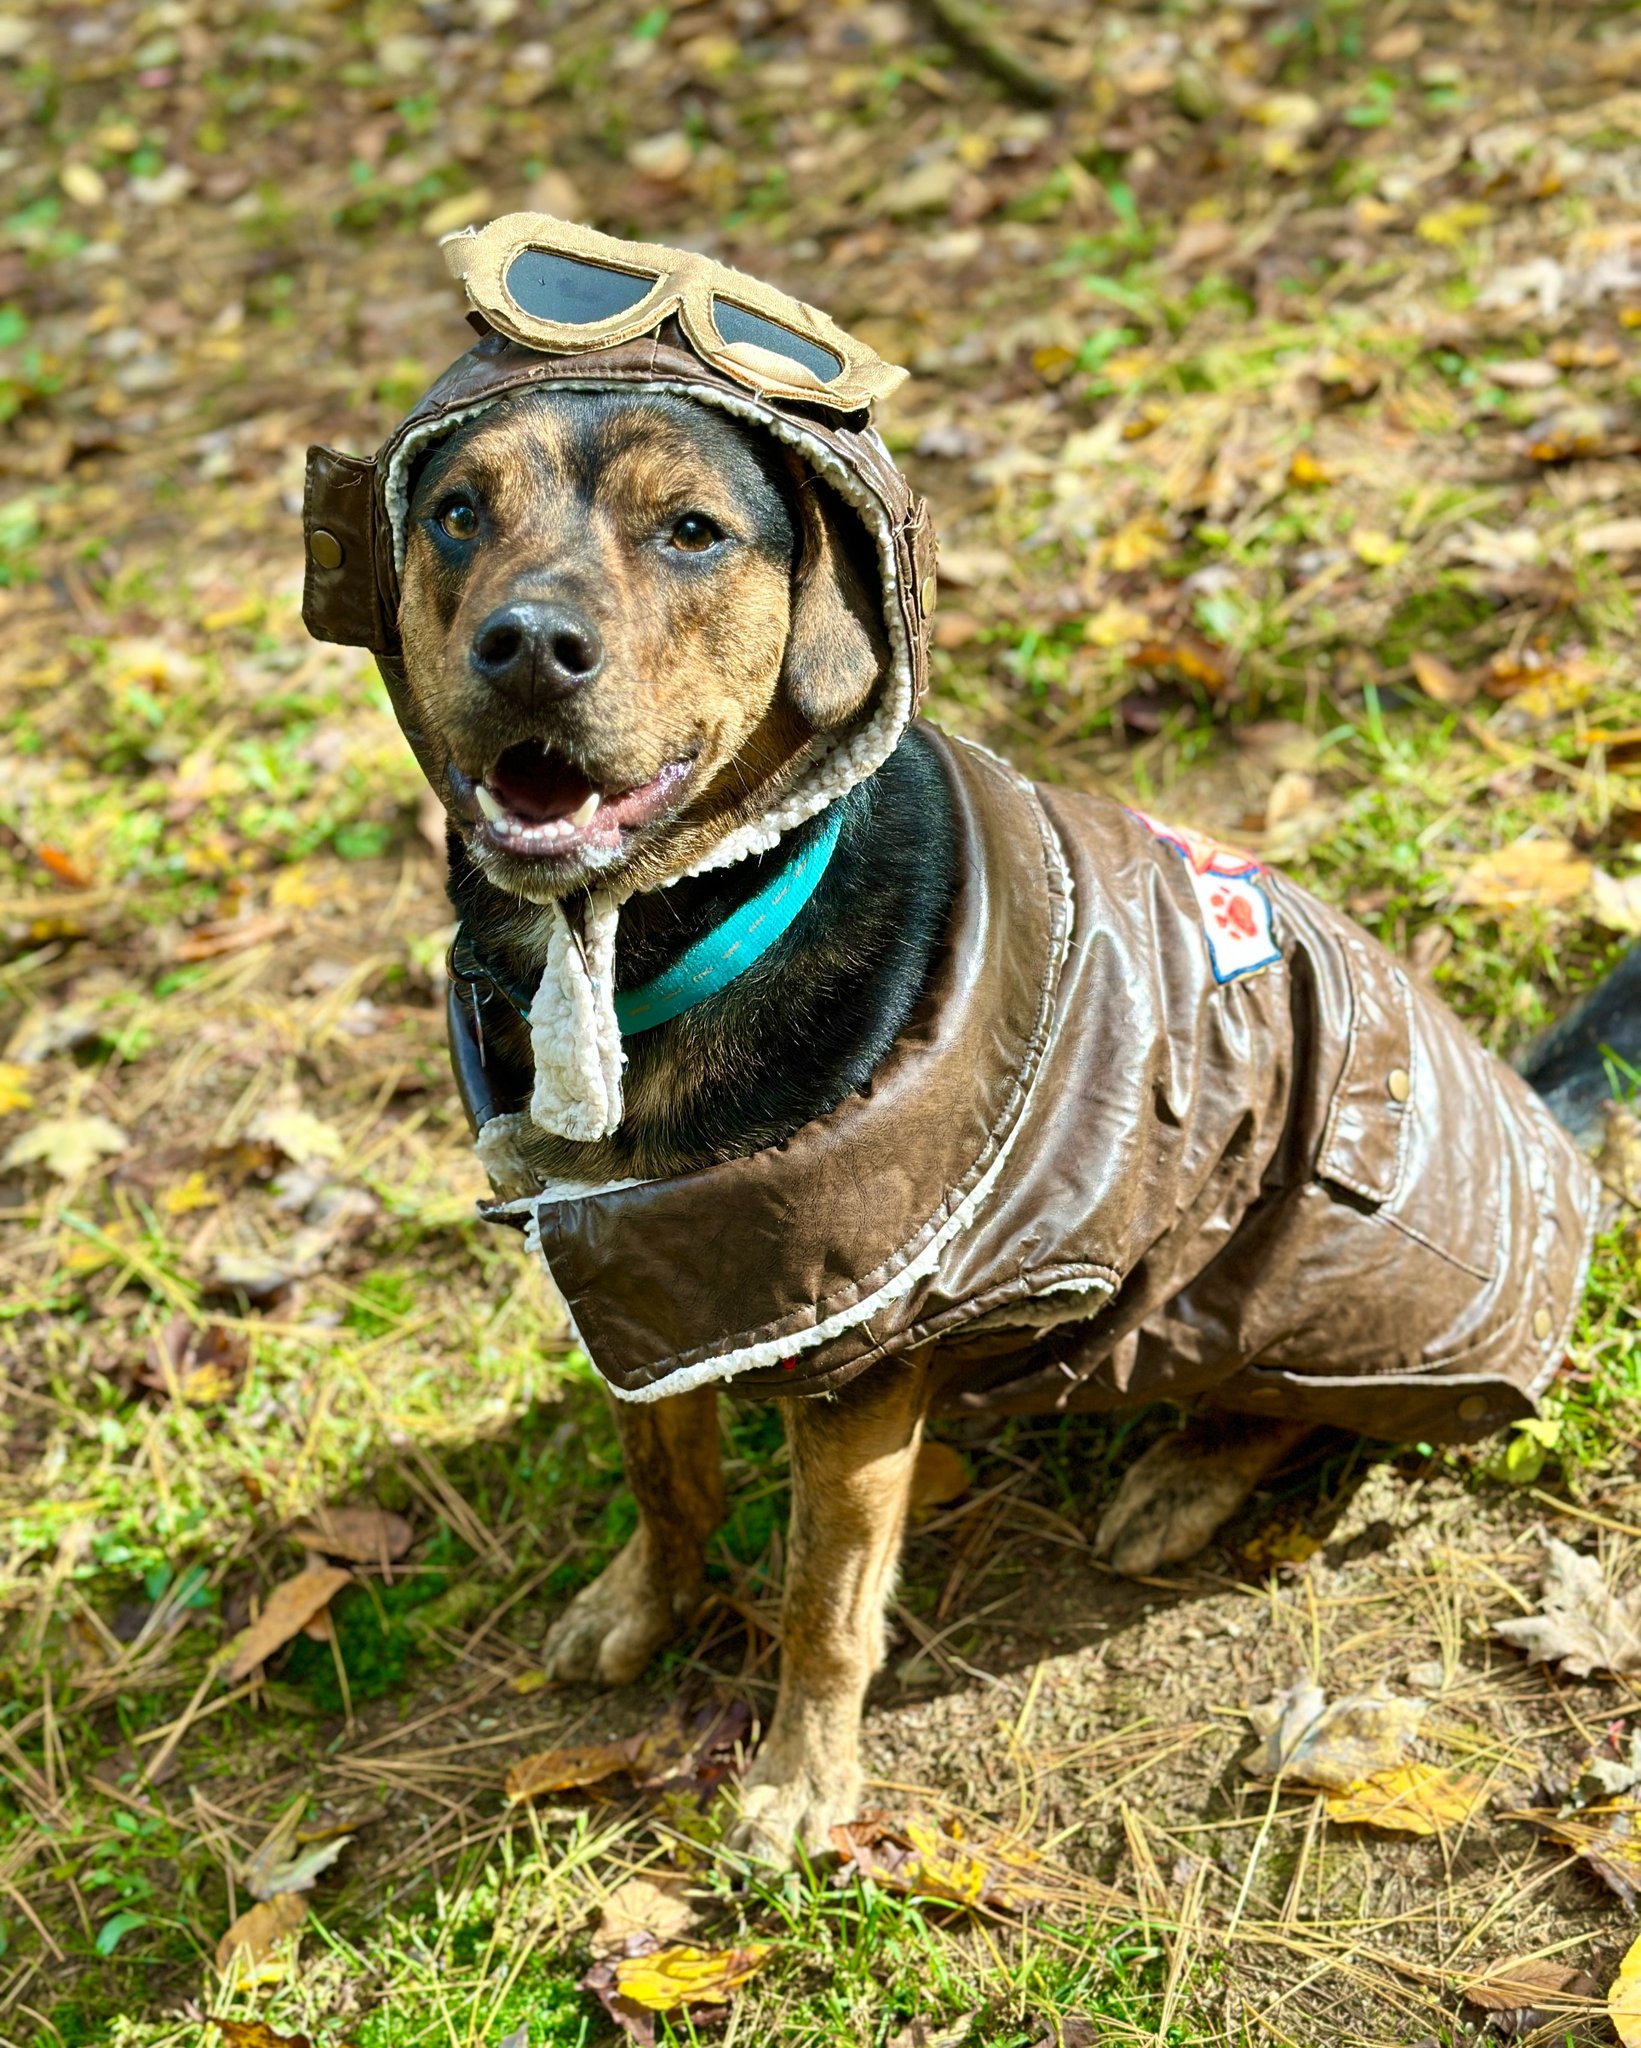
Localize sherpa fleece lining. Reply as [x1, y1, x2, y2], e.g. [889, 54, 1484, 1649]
[384, 377, 918, 1144]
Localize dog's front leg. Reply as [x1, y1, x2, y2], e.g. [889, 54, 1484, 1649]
[733, 1360, 927, 1865]
[542, 1385, 724, 1686]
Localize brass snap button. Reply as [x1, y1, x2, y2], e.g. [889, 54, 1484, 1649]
[1457, 1394, 1487, 1423]
[309, 529, 344, 570]
[919, 572, 937, 615]
[1386, 1068, 1411, 1103]
[1532, 1306, 1553, 1341]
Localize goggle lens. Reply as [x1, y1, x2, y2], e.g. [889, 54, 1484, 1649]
[505, 249, 658, 325]
[711, 298, 842, 383]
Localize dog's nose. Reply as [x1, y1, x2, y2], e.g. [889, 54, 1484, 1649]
[470, 602, 604, 701]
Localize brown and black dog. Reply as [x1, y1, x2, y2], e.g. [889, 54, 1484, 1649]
[396, 385, 1312, 1860]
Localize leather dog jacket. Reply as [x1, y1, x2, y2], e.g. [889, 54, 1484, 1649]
[499, 729, 1599, 1442]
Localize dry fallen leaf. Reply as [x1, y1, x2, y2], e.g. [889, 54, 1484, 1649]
[911, 1441, 971, 1509]
[243, 1796, 357, 1900]
[1245, 1683, 1425, 1791]
[1593, 868, 1641, 937]
[616, 1942, 770, 2012]
[292, 1506, 414, 1566]
[1131, 630, 1233, 693]
[248, 1102, 345, 1167]
[3, 1113, 129, 1181]
[210, 2024, 328, 2048]
[1576, 517, 1641, 556]
[1409, 650, 1479, 707]
[1613, 1930, 1641, 2048]
[506, 1700, 749, 1804]
[590, 1874, 699, 1957]
[1464, 1956, 1599, 2036]
[214, 1891, 307, 1988]
[138, 1316, 248, 1406]
[1495, 1539, 1641, 1678]
[1519, 1796, 1641, 1908]
[1323, 1763, 1488, 1836]
[506, 1736, 648, 1803]
[830, 1814, 1061, 1911]
[224, 1564, 352, 1684]
[1452, 836, 1593, 911]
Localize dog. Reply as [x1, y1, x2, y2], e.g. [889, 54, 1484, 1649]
[301, 224, 1608, 1864]
[354, 378, 1600, 1861]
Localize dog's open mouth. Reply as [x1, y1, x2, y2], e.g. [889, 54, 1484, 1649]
[459, 743, 695, 860]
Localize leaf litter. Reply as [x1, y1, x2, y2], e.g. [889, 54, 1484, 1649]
[505, 1699, 750, 1805]
[1496, 1539, 1641, 1678]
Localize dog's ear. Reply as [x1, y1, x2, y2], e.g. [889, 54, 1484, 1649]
[778, 469, 888, 732]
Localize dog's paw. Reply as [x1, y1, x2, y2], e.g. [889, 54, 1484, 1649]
[1093, 1430, 1256, 1577]
[540, 1538, 692, 1687]
[727, 1752, 861, 1868]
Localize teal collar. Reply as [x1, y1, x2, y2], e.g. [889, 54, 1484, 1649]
[448, 802, 846, 1044]
[615, 801, 845, 1035]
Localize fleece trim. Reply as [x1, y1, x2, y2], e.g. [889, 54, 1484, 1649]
[384, 378, 918, 1142]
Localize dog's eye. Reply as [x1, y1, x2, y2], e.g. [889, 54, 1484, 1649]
[438, 497, 479, 541]
[669, 514, 721, 553]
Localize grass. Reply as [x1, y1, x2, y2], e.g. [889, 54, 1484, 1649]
[3, 0, 1641, 2041]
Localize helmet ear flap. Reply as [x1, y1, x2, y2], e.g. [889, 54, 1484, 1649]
[777, 465, 888, 733]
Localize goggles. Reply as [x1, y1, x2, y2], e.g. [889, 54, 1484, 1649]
[440, 212, 907, 414]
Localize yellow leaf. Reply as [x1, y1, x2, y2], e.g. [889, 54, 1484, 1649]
[159, 1171, 219, 1215]
[248, 1103, 344, 1166]
[1084, 601, 1152, 648]
[1613, 1931, 1641, 2048]
[422, 188, 492, 238]
[1453, 836, 1593, 911]
[200, 597, 264, 632]
[1287, 450, 1331, 488]
[269, 865, 321, 910]
[0, 1063, 34, 1116]
[614, 1942, 771, 2012]
[60, 162, 107, 206]
[1102, 512, 1172, 572]
[1351, 528, 1406, 568]
[1416, 201, 1494, 247]
[1324, 1762, 1488, 1836]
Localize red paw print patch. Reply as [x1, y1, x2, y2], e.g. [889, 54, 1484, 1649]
[1129, 808, 1282, 984]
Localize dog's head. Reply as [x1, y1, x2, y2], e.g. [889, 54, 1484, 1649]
[396, 387, 889, 901]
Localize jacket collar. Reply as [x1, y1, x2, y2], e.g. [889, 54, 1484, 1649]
[512, 731, 1073, 1401]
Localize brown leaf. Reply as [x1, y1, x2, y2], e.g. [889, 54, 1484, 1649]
[590, 1874, 699, 1957]
[506, 1737, 645, 1803]
[911, 1441, 971, 1509]
[224, 1564, 351, 1684]
[1496, 1539, 1641, 1678]
[137, 1316, 248, 1405]
[1518, 1796, 1641, 1908]
[213, 1891, 307, 1985]
[506, 1699, 751, 1805]
[1131, 631, 1233, 693]
[172, 911, 292, 962]
[210, 2025, 319, 2048]
[292, 1506, 414, 1565]
[1409, 650, 1479, 707]
[1463, 1958, 1595, 2012]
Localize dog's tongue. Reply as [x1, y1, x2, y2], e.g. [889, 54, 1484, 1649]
[488, 743, 596, 824]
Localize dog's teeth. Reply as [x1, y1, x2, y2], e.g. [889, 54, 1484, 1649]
[475, 783, 507, 825]
[570, 791, 600, 829]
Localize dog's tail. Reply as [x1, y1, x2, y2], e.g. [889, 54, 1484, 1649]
[1519, 942, 1641, 1146]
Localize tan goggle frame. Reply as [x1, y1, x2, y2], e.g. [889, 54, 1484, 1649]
[440, 212, 907, 414]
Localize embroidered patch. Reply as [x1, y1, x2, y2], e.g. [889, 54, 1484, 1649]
[1129, 808, 1282, 984]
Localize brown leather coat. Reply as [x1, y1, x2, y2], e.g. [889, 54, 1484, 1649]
[517, 730, 1598, 1442]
